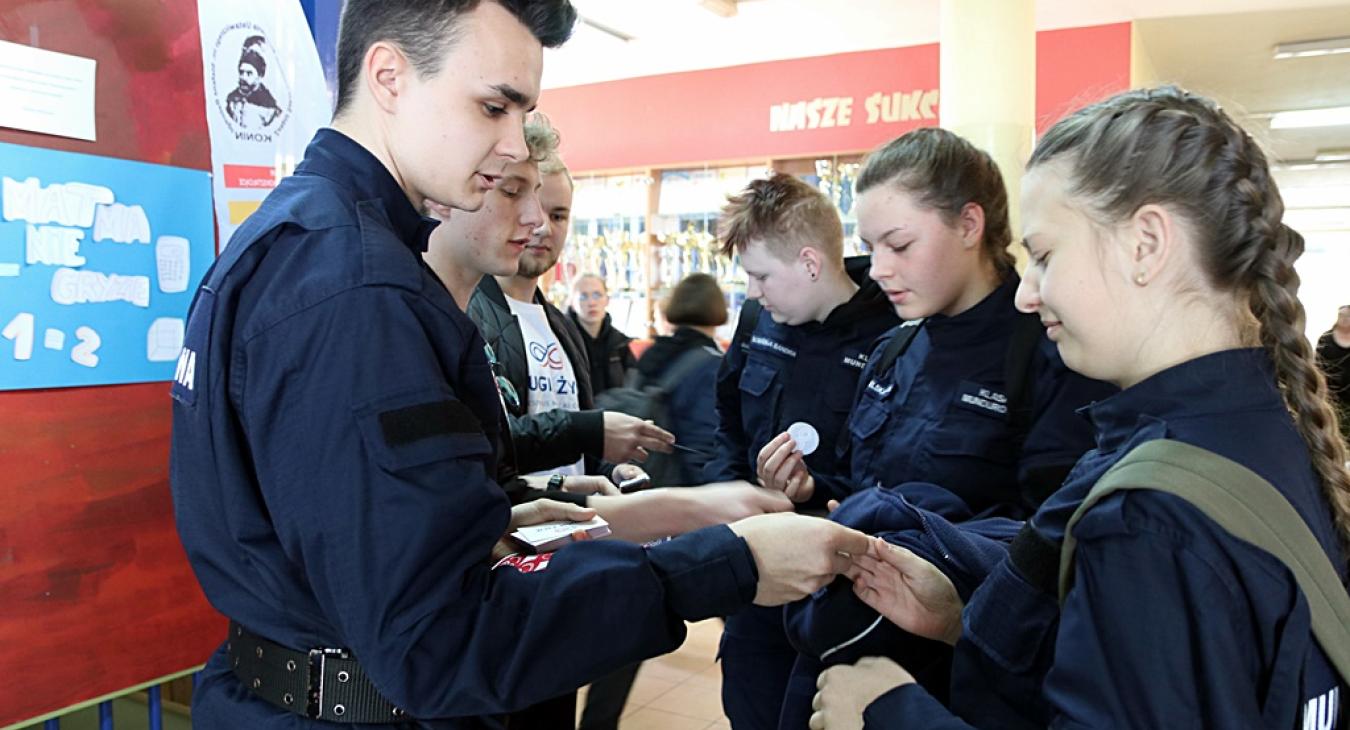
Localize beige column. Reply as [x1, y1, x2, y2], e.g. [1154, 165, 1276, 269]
[940, 0, 1036, 266]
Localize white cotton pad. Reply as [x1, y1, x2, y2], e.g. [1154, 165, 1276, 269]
[787, 421, 819, 456]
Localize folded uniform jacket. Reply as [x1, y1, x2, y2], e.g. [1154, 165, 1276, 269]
[783, 484, 1020, 666]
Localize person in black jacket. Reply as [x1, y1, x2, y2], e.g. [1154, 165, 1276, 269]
[636, 273, 729, 483]
[569, 274, 637, 394]
[1317, 304, 1350, 444]
[460, 120, 674, 478]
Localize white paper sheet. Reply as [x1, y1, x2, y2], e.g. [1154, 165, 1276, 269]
[0, 40, 97, 141]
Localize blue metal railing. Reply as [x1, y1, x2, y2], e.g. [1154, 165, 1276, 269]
[23, 672, 199, 730]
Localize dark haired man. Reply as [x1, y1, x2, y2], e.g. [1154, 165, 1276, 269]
[170, 3, 869, 727]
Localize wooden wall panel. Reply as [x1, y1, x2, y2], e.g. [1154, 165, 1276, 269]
[0, 1, 224, 725]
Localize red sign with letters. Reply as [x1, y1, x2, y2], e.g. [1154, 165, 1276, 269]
[540, 23, 1132, 172]
[223, 164, 277, 189]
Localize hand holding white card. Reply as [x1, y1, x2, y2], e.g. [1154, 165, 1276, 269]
[511, 516, 611, 554]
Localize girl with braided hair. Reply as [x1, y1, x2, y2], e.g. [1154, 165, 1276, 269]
[810, 85, 1349, 729]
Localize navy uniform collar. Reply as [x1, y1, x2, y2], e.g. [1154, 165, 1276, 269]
[1083, 348, 1282, 450]
[294, 128, 440, 252]
[924, 273, 1019, 344]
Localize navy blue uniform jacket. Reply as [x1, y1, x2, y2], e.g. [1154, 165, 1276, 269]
[843, 276, 1113, 517]
[169, 129, 759, 729]
[864, 350, 1347, 729]
[703, 257, 900, 510]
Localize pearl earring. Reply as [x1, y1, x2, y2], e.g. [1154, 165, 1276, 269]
[1134, 270, 1147, 286]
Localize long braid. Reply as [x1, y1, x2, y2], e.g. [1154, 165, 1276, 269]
[1248, 226, 1350, 552]
[1203, 102, 1350, 556]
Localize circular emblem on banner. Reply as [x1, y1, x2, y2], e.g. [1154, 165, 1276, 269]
[210, 22, 294, 142]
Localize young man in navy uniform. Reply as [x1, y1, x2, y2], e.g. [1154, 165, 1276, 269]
[702, 173, 900, 729]
[169, 2, 870, 727]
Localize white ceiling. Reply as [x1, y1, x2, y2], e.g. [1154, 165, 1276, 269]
[542, 0, 1350, 89]
[545, 1, 1350, 233]
[1132, 5, 1350, 233]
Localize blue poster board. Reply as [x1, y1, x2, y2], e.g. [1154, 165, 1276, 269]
[0, 142, 214, 390]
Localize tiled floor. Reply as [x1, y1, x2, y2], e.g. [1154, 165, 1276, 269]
[577, 618, 730, 730]
[18, 621, 730, 730]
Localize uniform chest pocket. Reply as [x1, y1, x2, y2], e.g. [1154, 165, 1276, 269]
[738, 360, 778, 397]
[848, 393, 889, 442]
[355, 388, 495, 474]
[929, 415, 1017, 464]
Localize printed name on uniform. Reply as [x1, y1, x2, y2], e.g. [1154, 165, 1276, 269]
[1302, 687, 1340, 730]
[749, 335, 798, 358]
[173, 347, 197, 392]
[954, 380, 1009, 417]
[842, 352, 869, 370]
[170, 287, 216, 407]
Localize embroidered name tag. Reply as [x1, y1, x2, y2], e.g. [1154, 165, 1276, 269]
[749, 335, 798, 358]
[866, 379, 893, 397]
[954, 380, 1008, 417]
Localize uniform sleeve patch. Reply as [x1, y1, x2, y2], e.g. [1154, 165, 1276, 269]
[171, 287, 215, 407]
[492, 552, 553, 573]
[378, 399, 482, 447]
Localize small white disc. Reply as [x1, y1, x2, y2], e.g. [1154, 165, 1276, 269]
[787, 422, 819, 456]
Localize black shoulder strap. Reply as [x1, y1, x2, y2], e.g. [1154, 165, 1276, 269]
[871, 319, 926, 381]
[1003, 312, 1043, 433]
[732, 299, 763, 353]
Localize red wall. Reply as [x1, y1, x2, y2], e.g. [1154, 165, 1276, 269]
[0, 1, 224, 725]
[1036, 23, 1134, 133]
[540, 23, 1133, 172]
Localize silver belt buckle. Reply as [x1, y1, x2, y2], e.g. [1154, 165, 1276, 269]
[306, 646, 349, 719]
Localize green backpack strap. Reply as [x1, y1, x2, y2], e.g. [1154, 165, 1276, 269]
[1058, 438, 1350, 683]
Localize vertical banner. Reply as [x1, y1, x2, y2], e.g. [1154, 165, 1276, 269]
[197, 0, 330, 245]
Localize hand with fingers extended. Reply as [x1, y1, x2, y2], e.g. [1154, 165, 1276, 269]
[853, 536, 964, 645]
[756, 431, 816, 503]
[493, 499, 597, 562]
[602, 411, 675, 463]
[561, 475, 621, 497]
[586, 481, 791, 543]
[809, 656, 916, 730]
[729, 513, 871, 606]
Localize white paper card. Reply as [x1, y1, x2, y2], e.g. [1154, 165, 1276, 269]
[0, 41, 97, 141]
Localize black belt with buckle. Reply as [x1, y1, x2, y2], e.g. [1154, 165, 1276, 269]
[227, 621, 411, 724]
